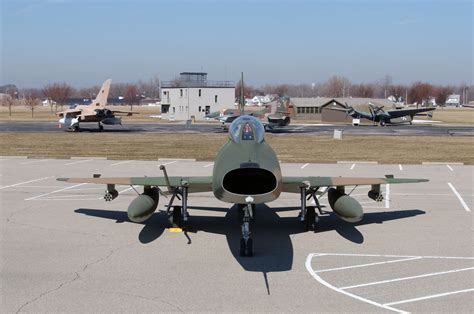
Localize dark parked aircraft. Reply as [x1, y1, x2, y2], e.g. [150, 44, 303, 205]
[341, 103, 436, 126]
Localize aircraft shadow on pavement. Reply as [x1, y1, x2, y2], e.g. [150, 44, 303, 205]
[75, 206, 425, 271]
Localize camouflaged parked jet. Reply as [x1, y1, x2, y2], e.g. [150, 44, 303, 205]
[58, 115, 428, 257]
[57, 79, 136, 131]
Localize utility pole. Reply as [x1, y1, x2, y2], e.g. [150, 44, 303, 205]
[240, 72, 244, 115]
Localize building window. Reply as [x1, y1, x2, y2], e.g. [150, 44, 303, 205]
[180, 89, 183, 97]
[297, 107, 303, 114]
[198, 106, 202, 112]
[198, 89, 202, 97]
[215, 95, 218, 103]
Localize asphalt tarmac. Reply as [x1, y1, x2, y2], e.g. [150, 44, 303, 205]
[0, 121, 473, 136]
[1, 158, 472, 312]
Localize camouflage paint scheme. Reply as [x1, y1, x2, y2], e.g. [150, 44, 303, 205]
[58, 115, 427, 205]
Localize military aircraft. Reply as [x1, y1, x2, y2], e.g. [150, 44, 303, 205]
[57, 79, 136, 131]
[207, 73, 293, 131]
[340, 103, 436, 126]
[58, 115, 428, 256]
[215, 96, 293, 131]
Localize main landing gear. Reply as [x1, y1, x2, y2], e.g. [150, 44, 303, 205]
[239, 196, 255, 257]
[299, 183, 324, 231]
[98, 122, 104, 131]
[165, 182, 189, 228]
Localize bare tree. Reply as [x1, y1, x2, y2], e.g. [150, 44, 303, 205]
[1, 87, 19, 116]
[351, 83, 375, 98]
[433, 85, 454, 106]
[235, 79, 254, 99]
[108, 82, 127, 98]
[379, 74, 393, 98]
[42, 83, 73, 112]
[388, 85, 407, 101]
[42, 84, 56, 112]
[22, 89, 41, 118]
[124, 85, 140, 110]
[408, 81, 434, 106]
[323, 76, 351, 97]
[137, 76, 161, 99]
[1, 94, 16, 116]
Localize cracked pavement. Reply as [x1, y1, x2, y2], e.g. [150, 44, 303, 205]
[1, 158, 472, 312]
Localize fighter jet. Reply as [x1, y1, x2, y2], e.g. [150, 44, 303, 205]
[342, 103, 436, 126]
[58, 115, 428, 257]
[207, 73, 293, 131]
[215, 96, 293, 131]
[57, 79, 136, 131]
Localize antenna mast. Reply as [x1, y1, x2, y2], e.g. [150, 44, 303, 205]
[240, 72, 244, 115]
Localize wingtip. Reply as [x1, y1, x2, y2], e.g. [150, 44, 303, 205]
[56, 178, 69, 182]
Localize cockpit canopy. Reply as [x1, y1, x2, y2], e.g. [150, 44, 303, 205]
[229, 116, 265, 143]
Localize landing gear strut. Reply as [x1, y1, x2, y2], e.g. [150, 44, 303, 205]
[299, 183, 323, 231]
[98, 122, 104, 131]
[165, 182, 189, 228]
[239, 196, 254, 257]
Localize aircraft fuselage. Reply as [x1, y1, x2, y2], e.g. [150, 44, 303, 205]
[212, 118, 282, 204]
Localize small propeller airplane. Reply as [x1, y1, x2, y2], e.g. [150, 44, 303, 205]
[338, 102, 436, 126]
[58, 115, 428, 257]
[57, 79, 137, 131]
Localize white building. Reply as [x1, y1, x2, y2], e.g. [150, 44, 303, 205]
[160, 72, 235, 121]
[445, 94, 460, 107]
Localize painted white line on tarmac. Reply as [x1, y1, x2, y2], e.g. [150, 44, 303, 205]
[20, 159, 50, 165]
[385, 184, 390, 209]
[314, 256, 421, 273]
[305, 254, 406, 313]
[110, 160, 134, 166]
[311, 252, 474, 260]
[446, 164, 454, 171]
[65, 159, 92, 166]
[398, 164, 403, 171]
[350, 163, 356, 170]
[119, 185, 138, 193]
[0, 176, 54, 190]
[447, 182, 471, 212]
[341, 267, 474, 290]
[204, 163, 214, 168]
[25, 183, 87, 201]
[384, 288, 474, 306]
[161, 160, 178, 166]
[301, 163, 309, 169]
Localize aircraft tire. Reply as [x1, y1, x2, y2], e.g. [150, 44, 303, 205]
[239, 238, 246, 256]
[170, 206, 182, 227]
[240, 238, 253, 257]
[305, 206, 316, 231]
[246, 238, 253, 257]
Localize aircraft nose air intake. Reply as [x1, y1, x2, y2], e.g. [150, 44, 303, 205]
[223, 168, 277, 195]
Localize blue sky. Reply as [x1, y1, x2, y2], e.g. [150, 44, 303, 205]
[1, 0, 472, 88]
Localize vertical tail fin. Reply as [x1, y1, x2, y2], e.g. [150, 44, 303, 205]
[91, 79, 112, 108]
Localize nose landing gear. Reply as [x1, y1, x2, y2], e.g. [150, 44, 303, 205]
[239, 196, 254, 257]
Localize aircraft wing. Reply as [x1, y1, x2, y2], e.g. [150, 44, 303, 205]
[282, 176, 427, 193]
[387, 107, 435, 118]
[110, 110, 139, 116]
[57, 176, 213, 193]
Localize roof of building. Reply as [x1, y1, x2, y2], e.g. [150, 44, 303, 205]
[292, 97, 396, 108]
[291, 97, 332, 107]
